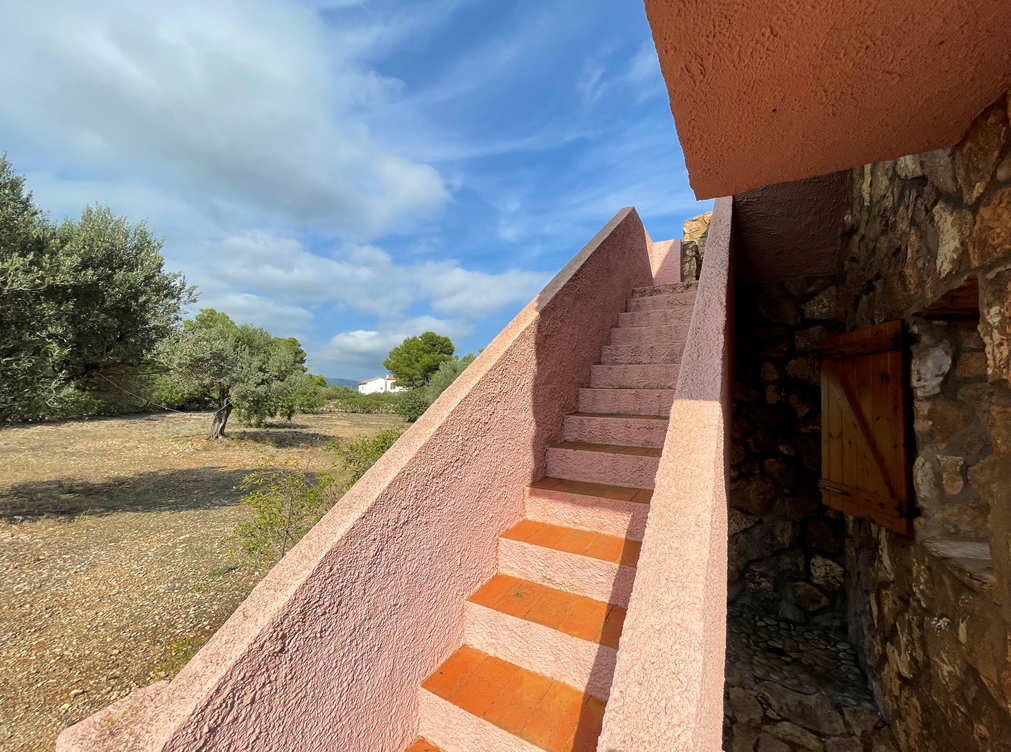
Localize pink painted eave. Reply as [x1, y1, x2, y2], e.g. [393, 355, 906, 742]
[645, 0, 1011, 198]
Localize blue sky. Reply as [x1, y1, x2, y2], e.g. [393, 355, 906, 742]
[0, 0, 710, 379]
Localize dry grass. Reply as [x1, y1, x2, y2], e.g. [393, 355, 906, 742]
[0, 411, 404, 752]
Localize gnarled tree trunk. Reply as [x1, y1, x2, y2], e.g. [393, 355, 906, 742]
[208, 396, 232, 439]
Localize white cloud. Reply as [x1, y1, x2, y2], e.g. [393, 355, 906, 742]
[577, 62, 607, 106]
[195, 231, 549, 321]
[194, 292, 315, 338]
[315, 315, 466, 374]
[0, 0, 447, 236]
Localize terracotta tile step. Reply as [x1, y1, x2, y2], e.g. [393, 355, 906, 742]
[501, 520, 641, 567]
[577, 387, 675, 416]
[420, 647, 605, 752]
[498, 521, 638, 606]
[618, 308, 693, 328]
[600, 342, 685, 365]
[625, 290, 696, 312]
[468, 574, 626, 649]
[562, 412, 668, 448]
[590, 363, 679, 389]
[404, 740, 443, 752]
[527, 477, 652, 504]
[607, 323, 689, 346]
[546, 442, 661, 489]
[524, 478, 651, 542]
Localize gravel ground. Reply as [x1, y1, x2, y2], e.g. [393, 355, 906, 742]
[0, 411, 403, 752]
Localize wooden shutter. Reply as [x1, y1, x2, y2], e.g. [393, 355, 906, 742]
[819, 321, 914, 535]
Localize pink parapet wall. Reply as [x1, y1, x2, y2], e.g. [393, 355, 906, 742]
[598, 196, 733, 751]
[648, 237, 682, 286]
[56, 209, 654, 752]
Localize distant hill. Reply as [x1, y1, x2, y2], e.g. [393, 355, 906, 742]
[325, 378, 360, 389]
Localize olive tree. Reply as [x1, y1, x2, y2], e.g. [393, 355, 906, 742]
[158, 309, 313, 438]
[0, 155, 194, 423]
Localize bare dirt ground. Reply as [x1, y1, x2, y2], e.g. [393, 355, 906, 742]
[0, 411, 404, 752]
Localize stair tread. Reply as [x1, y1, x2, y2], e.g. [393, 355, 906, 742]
[468, 574, 625, 649]
[551, 440, 663, 458]
[501, 520, 641, 567]
[422, 647, 604, 752]
[405, 740, 443, 752]
[566, 412, 668, 421]
[528, 477, 652, 504]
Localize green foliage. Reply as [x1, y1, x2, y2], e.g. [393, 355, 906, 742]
[157, 308, 313, 430]
[325, 389, 402, 414]
[396, 388, 431, 422]
[427, 353, 476, 403]
[383, 331, 455, 387]
[233, 455, 337, 561]
[328, 427, 404, 486]
[0, 154, 194, 423]
[232, 427, 402, 563]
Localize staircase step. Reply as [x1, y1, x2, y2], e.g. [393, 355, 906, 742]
[630, 282, 696, 297]
[618, 308, 693, 328]
[405, 740, 443, 752]
[497, 520, 639, 606]
[563, 412, 667, 448]
[525, 478, 650, 541]
[600, 343, 684, 365]
[546, 441, 661, 489]
[607, 323, 689, 346]
[590, 364, 679, 389]
[418, 648, 605, 752]
[464, 575, 624, 698]
[625, 290, 696, 312]
[577, 387, 675, 416]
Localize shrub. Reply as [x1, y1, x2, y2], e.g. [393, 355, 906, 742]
[328, 426, 404, 486]
[232, 427, 403, 563]
[233, 455, 338, 562]
[396, 388, 430, 422]
[325, 389, 401, 414]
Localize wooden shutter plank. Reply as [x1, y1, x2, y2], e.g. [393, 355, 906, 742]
[820, 320, 911, 535]
[824, 359, 900, 502]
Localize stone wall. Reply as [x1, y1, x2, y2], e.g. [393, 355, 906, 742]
[681, 210, 712, 282]
[839, 90, 1011, 751]
[729, 278, 847, 629]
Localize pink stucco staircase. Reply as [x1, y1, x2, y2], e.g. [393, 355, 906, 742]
[406, 282, 694, 752]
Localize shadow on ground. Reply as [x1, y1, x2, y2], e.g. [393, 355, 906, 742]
[0, 466, 255, 519]
[226, 425, 338, 449]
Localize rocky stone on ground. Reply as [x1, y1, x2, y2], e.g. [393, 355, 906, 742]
[725, 607, 899, 752]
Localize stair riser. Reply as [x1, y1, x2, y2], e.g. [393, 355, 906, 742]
[590, 365, 679, 389]
[608, 325, 689, 346]
[418, 690, 541, 752]
[463, 603, 616, 700]
[498, 538, 636, 607]
[547, 448, 659, 489]
[600, 344, 683, 365]
[577, 388, 675, 416]
[618, 309, 693, 328]
[524, 488, 648, 541]
[630, 283, 694, 298]
[625, 293, 696, 312]
[563, 414, 668, 448]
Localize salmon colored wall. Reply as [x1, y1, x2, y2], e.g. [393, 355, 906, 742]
[645, 0, 1011, 199]
[56, 209, 654, 752]
[598, 196, 733, 750]
[649, 237, 682, 285]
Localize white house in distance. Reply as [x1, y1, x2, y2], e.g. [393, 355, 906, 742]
[357, 375, 404, 394]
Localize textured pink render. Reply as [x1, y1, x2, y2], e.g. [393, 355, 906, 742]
[598, 196, 733, 751]
[56, 209, 660, 752]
